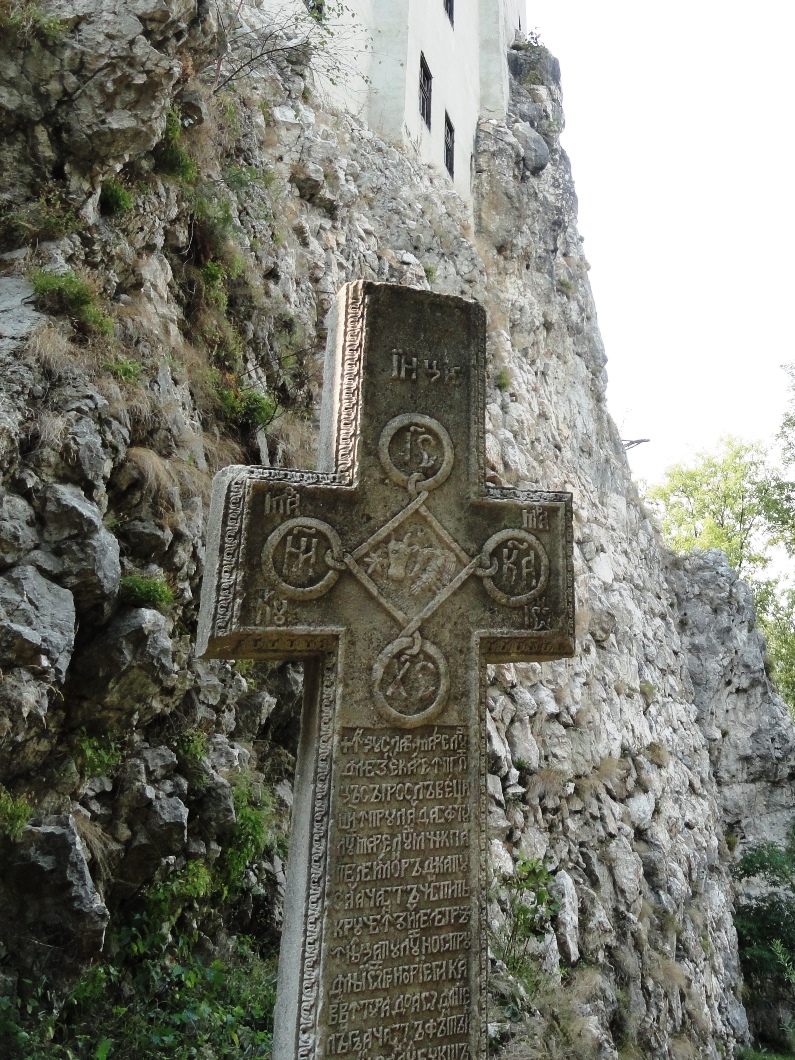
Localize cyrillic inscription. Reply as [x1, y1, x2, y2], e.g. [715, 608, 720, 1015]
[324, 726, 473, 1060]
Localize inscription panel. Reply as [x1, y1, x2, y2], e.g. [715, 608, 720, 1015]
[321, 726, 475, 1060]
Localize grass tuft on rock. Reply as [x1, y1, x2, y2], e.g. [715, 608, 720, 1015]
[119, 574, 175, 612]
[29, 270, 113, 335]
[99, 178, 133, 216]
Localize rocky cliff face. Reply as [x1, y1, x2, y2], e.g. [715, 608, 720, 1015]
[1, 5, 793, 1057]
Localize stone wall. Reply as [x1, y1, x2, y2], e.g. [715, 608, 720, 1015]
[1, 5, 793, 1056]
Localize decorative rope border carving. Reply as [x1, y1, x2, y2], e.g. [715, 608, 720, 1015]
[336, 281, 366, 485]
[477, 665, 489, 1059]
[215, 474, 249, 637]
[297, 654, 337, 1060]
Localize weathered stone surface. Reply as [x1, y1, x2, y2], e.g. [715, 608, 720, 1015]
[0, 491, 38, 568]
[0, 815, 109, 976]
[0, 564, 75, 677]
[35, 483, 120, 620]
[0, 11, 786, 1055]
[199, 282, 575, 1059]
[70, 607, 174, 722]
[513, 122, 550, 174]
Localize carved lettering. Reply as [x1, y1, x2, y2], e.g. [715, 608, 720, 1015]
[264, 487, 301, 518]
[522, 505, 549, 531]
[524, 605, 554, 632]
[323, 725, 473, 1060]
[390, 350, 463, 386]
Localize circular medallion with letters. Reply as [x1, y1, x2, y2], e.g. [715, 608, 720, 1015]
[261, 517, 343, 600]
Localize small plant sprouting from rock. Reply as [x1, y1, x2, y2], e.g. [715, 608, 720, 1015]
[119, 574, 175, 612]
[153, 109, 198, 183]
[216, 383, 277, 430]
[557, 277, 575, 297]
[0, 2, 65, 44]
[103, 355, 142, 383]
[74, 729, 123, 780]
[423, 263, 437, 284]
[495, 367, 511, 392]
[29, 270, 113, 336]
[99, 178, 133, 216]
[0, 785, 32, 841]
[2, 185, 81, 248]
[491, 857, 560, 983]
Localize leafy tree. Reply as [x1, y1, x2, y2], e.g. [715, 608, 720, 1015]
[645, 435, 780, 579]
[646, 434, 795, 716]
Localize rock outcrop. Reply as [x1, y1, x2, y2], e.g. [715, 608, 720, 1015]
[0, 7, 793, 1057]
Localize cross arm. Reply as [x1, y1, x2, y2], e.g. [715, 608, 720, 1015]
[197, 465, 356, 660]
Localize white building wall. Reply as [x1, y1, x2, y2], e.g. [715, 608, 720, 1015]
[255, 0, 526, 199]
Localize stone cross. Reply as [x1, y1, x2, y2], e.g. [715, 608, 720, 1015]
[198, 281, 575, 1060]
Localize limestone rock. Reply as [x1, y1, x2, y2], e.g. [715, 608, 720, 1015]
[0, 564, 75, 678]
[0, 815, 109, 977]
[513, 122, 550, 174]
[0, 492, 38, 568]
[70, 607, 174, 723]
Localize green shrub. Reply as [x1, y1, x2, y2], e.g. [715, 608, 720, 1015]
[491, 858, 560, 976]
[119, 574, 175, 612]
[104, 355, 142, 383]
[29, 269, 113, 335]
[495, 367, 511, 392]
[423, 263, 436, 284]
[557, 277, 575, 297]
[0, 2, 64, 43]
[74, 729, 123, 779]
[99, 178, 133, 215]
[153, 110, 198, 182]
[0, 786, 32, 841]
[2, 187, 80, 247]
[217, 385, 277, 430]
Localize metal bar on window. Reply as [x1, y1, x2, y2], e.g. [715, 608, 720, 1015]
[444, 113, 454, 177]
[419, 53, 432, 130]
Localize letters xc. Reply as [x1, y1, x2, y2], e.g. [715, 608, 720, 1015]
[198, 282, 575, 1060]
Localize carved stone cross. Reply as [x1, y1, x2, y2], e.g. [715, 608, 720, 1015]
[198, 282, 575, 1060]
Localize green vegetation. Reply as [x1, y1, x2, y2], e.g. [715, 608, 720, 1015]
[423, 263, 436, 284]
[0, 1, 65, 43]
[2, 185, 81, 247]
[73, 729, 123, 779]
[0, 785, 32, 841]
[734, 831, 795, 1052]
[646, 432, 795, 718]
[119, 574, 175, 612]
[0, 768, 289, 1058]
[216, 383, 277, 431]
[153, 110, 198, 183]
[99, 178, 133, 216]
[557, 277, 575, 296]
[490, 857, 560, 999]
[104, 355, 142, 383]
[645, 436, 780, 579]
[495, 367, 511, 392]
[29, 270, 113, 335]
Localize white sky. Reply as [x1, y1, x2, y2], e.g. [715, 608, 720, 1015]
[526, 1, 795, 485]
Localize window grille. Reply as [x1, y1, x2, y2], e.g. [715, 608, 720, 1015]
[419, 54, 433, 129]
[444, 113, 455, 177]
[444, 0, 454, 25]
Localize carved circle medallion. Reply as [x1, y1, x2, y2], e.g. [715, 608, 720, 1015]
[478, 528, 550, 607]
[372, 633, 450, 728]
[261, 517, 344, 601]
[378, 414, 454, 494]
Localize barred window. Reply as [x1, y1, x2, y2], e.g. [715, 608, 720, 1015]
[419, 54, 432, 129]
[444, 113, 455, 178]
[444, 0, 454, 26]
